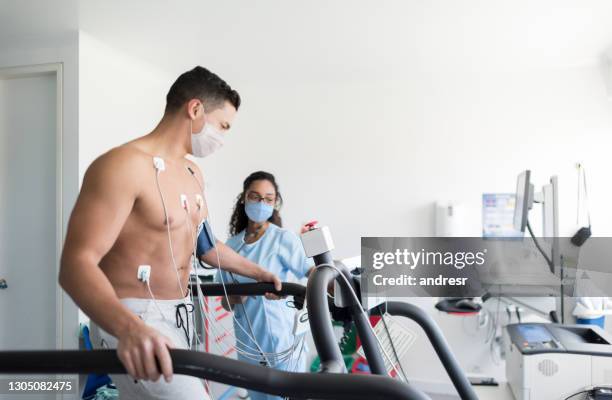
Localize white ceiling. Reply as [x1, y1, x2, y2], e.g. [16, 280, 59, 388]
[2, 0, 612, 79]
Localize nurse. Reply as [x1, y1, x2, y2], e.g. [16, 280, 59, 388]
[215, 171, 312, 400]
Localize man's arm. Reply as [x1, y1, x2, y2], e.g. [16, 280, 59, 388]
[201, 242, 282, 296]
[59, 150, 173, 383]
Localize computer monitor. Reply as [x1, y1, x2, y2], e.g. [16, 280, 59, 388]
[513, 171, 559, 273]
[513, 170, 533, 232]
[482, 193, 523, 238]
[543, 176, 559, 273]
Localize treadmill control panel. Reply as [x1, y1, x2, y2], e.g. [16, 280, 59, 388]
[513, 324, 561, 352]
[507, 323, 612, 356]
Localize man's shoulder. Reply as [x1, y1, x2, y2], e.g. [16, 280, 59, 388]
[102, 144, 153, 167]
[91, 144, 152, 170]
[84, 145, 152, 188]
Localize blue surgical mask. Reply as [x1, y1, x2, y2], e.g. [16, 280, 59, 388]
[244, 201, 274, 223]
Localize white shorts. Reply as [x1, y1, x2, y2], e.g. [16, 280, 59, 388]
[89, 296, 209, 400]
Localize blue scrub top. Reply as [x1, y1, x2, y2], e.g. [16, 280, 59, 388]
[215, 224, 311, 379]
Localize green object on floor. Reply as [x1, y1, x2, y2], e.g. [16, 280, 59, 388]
[344, 355, 356, 371]
[93, 385, 118, 400]
[310, 356, 320, 372]
[310, 322, 358, 372]
[339, 323, 357, 355]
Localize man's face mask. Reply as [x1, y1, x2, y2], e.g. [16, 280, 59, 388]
[191, 122, 224, 158]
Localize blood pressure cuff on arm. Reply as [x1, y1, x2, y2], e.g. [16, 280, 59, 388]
[196, 219, 217, 258]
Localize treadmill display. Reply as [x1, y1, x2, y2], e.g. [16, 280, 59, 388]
[517, 325, 554, 344]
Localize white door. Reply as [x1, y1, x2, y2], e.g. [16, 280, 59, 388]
[0, 71, 59, 398]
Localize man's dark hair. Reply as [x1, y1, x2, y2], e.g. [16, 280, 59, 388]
[165, 66, 241, 114]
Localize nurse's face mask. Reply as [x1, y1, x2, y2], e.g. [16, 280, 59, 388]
[244, 191, 276, 223]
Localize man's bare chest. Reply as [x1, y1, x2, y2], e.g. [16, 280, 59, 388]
[131, 163, 206, 235]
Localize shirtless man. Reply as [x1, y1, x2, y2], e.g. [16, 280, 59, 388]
[59, 66, 282, 399]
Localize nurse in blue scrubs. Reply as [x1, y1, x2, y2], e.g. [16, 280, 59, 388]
[215, 171, 312, 400]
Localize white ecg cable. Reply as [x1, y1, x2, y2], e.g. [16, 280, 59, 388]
[186, 178, 272, 365]
[140, 163, 307, 371]
[145, 280, 168, 322]
[154, 169, 187, 299]
[186, 217, 292, 364]
[153, 165, 204, 351]
[227, 239, 274, 364]
[152, 158, 302, 392]
[202, 219, 292, 365]
[151, 162, 348, 375]
[186, 170, 304, 366]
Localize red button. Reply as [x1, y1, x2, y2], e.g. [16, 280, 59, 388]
[304, 220, 319, 230]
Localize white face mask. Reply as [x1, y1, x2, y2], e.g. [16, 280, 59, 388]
[191, 122, 224, 158]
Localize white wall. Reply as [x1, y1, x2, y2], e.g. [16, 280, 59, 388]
[202, 66, 612, 254]
[78, 31, 173, 178]
[75, 0, 612, 252]
[76, 2, 612, 250]
[79, 32, 612, 256]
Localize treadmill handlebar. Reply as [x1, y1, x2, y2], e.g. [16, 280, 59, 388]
[0, 349, 429, 400]
[192, 282, 306, 298]
[306, 265, 346, 373]
[372, 302, 478, 400]
[306, 263, 388, 376]
[193, 282, 340, 313]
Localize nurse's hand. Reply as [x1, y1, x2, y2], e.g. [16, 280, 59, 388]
[256, 269, 284, 300]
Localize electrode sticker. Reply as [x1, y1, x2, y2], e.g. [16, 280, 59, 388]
[356, 314, 416, 375]
[361, 237, 612, 297]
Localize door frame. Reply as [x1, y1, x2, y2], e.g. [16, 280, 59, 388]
[0, 63, 64, 349]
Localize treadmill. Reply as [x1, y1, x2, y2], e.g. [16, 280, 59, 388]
[0, 280, 430, 400]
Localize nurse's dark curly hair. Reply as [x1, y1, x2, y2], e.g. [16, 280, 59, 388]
[229, 171, 283, 236]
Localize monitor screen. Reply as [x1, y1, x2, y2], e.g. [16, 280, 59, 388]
[517, 324, 553, 343]
[482, 193, 523, 238]
[513, 170, 531, 232]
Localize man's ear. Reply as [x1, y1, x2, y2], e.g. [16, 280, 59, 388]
[186, 99, 202, 120]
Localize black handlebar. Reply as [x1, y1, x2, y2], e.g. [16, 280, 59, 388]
[371, 302, 478, 400]
[193, 282, 342, 314]
[306, 264, 389, 377]
[306, 263, 477, 400]
[0, 278, 475, 399]
[192, 282, 306, 298]
[0, 349, 429, 400]
[306, 265, 346, 373]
